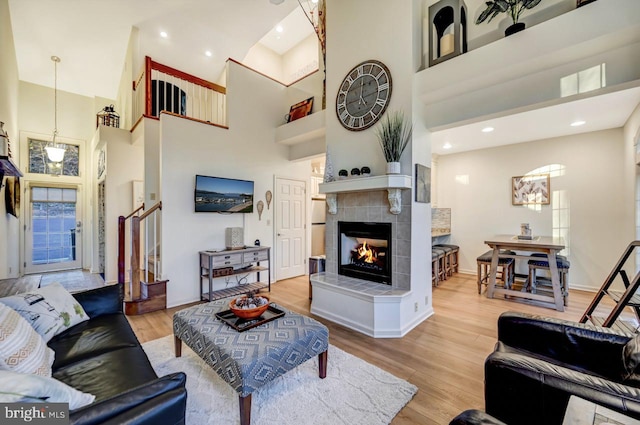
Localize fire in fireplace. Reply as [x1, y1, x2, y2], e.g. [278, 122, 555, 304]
[338, 221, 392, 284]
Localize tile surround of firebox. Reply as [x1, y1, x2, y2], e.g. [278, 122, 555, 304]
[310, 188, 431, 338]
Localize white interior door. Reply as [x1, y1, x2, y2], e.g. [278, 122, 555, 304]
[275, 177, 306, 280]
[24, 186, 82, 274]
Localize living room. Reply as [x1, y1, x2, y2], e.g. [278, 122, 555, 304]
[2, 0, 640, 423]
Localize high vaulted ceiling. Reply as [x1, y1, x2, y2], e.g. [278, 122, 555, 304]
[8, 0, 305, 100]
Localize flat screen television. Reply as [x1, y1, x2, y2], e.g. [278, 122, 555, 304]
[195, 175, 254, 213]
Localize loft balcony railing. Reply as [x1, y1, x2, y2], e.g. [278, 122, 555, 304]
[132, 56, 227, 130]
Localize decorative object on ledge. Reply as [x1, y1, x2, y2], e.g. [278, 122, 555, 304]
[96, 104, 120, 128]
[375, 110, 412, 175]
[265, 190, 272, 209]
[361, 166, 370, 176]
[415, 163, 431, 203]
[286, 97, 314, 123]
[338, 169, 348, 179]
[350, 168, 361, 176]
[257, 200, 264, 220]
[476, 0, 542, 37]
[323, 146, 335, 182]
[428, 0, 468, 67]
[512, 173, 550, 205]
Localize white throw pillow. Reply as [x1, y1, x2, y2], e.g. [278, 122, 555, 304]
[0, 303, 54, 376]
[0, 370, 95, 410]
[0, 282, 89, 342]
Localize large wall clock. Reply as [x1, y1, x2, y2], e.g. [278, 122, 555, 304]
[336, 60, 392, 131]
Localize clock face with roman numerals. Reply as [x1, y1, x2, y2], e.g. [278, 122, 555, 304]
[336, 60, 392, 131]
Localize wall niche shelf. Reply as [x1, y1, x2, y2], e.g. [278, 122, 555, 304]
[319, 174, 411, 215]
[275, 110, 326, 145]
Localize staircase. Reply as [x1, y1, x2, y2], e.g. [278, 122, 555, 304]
[118, 202, 168, 315]
[579, 240, 640, 334]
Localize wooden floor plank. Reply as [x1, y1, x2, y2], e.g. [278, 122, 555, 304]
[126, 272, 619, 424]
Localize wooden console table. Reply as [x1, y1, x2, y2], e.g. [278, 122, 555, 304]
[485, 235, 565, 311]
[199, 246, 270, 302]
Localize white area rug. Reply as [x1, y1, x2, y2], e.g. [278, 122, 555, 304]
[143, 336, 417, 425]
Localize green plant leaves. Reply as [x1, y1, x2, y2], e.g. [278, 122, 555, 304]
[375, 111, 412, 163]
[475, 0, 540, 25]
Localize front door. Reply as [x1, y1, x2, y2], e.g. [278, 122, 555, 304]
[24, 185, 82, 273]
[275, 177, 306, 280]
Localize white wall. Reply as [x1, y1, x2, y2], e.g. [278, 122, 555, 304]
[0, 0, 20, 279]
[242, 43, 284, 82]
[160, 61, 312, 308]
[624, 103, 640, 243]
[98, 126, 143, 284]
[326, 0, 433, 324]
[282, 34, 320, 84]
[436, 128, 633, 291]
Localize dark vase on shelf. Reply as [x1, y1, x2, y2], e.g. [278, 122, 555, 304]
[505, 22, 526, 36]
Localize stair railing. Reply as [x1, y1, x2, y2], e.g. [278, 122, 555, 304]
[117, 201, 162, 301]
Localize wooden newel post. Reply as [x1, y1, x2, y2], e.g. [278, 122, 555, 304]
[118, 216, 125, 285]
[131, 216, 141, 301]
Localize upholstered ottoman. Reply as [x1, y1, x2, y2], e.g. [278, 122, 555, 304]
[173, 299, 329, 425]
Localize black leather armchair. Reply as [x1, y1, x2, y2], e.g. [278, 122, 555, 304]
[485, 312, 640, 425]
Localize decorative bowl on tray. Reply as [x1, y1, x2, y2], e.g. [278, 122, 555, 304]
[229, 293, 270, 319]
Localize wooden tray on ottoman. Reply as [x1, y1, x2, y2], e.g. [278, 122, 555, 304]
[215, 305, 285, 332]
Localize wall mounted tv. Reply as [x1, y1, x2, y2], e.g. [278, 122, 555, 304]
[195, 175, 254, 213]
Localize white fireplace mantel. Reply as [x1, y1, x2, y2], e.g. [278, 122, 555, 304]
[318, 175, 412, 215]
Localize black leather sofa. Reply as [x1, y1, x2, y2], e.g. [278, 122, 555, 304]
[484, 311, 640, 425]
[47, 284, 187, 425]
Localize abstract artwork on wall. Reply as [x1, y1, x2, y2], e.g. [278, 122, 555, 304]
[512, 174, 550, 205]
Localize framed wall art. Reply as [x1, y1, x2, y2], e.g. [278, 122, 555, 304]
[415, 163, 431, 203]
[286, 97, 314, 123]
[512, 174, 550, 205]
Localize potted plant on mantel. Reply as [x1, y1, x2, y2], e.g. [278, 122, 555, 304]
[375, 111, 412, 175]
[476, 0, 542, 37]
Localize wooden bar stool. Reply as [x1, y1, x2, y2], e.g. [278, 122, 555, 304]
[434, 244, 459, 275]
[433, 248, 447, 283]
[432, 250, 439, 286]
[528, 254, 570, 305]
[476, 250, 515, 294]
[434, 245, 453, 277]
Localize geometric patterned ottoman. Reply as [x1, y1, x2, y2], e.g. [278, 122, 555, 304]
[173, 299, 329, 425]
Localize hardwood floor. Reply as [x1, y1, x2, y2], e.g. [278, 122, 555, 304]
[127, 273, 620, 424]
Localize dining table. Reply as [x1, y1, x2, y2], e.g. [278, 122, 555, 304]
[485, 234, 566, 311]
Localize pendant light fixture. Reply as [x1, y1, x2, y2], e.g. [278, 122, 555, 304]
[45, 55, 65, 163]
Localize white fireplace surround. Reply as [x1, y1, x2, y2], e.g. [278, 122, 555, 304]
[319, 175, 411, 215]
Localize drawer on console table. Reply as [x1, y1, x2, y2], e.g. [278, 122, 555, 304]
[243, 250, 268, 263]
[206, 253, 244, 268]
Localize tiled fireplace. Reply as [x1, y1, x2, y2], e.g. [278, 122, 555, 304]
[310, 183, 428, 338]
[338, 221, 392, 284]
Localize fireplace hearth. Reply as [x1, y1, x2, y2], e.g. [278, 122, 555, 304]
[338, 221, 392, 284]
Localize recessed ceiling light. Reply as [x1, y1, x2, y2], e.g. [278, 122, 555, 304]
[570, 120, 586, 127]
[481, 126, 494, 133]
[312, 0, 319, 3]
[205, 50, 212, 57]
[276, 25, 284, 33]
[269, 0, 285, 4]
[443, 142, 452, 149]
[160, 31, 168, 38]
